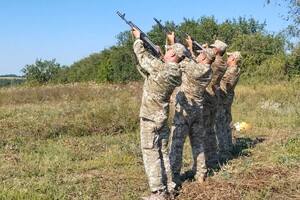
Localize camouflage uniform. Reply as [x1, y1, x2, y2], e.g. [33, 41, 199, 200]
[170, 56, 212, 187]
[133, 39, 182, 193]
[203, 56, 227, 168]
[216, 63, 241, 162]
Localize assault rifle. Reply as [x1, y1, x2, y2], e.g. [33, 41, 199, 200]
[153, 18, 192, 59]
[153, 18, 182, 44]
[172, 25, 204, 51]
[117, 11, 162, 58]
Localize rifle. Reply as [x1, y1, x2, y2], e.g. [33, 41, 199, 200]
[153, 18, 182, 44]
[117, 11, 162, 58]
[153, 18, 192, 59]
[172, 25, 204, 51]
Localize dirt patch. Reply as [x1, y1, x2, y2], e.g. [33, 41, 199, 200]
[178, 166, 300, 200]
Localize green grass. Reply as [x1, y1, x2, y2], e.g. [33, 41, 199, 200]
[0, 134, 146, 199]
[177, 82, 300, 200]
[0, 81, 299, 199]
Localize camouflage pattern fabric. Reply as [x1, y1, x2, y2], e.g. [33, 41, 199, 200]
[203, 92, 219, 168]
[133, 39, 182, 192]
[170, 58, 212, 186]
[216, 65, 241, 162]
[203, 56, 227, 168]
[140, 118, 172, 192]
[205, 57, 227, 97]
[215, 103, 232, 161]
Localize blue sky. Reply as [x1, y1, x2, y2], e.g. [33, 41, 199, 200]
[0, 0, 291, 75]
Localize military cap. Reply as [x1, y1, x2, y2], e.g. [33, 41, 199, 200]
[166, 43, 187, 58]
[197, 48, 216, 61]
[209, 40, 228, 52]
[227, 51, 242, 61]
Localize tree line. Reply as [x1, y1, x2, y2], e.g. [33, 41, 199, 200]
[21, 16, 300, 85]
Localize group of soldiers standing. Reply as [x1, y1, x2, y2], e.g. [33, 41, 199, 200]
[131, 26, 241, 200]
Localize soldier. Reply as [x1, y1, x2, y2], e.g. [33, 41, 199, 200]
[169, 35, 215, 191]
[131, 27, 187, 200]
[216, 51, 242, 163]
[203, 40, 228, 169]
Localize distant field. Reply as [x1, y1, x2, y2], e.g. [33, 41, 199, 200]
[0, 76, 25, 87]
[0, 82, 299, 200]
[0, 76, 24, 79]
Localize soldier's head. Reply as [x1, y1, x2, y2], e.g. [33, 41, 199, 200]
[164, 43, 186, 63]
[209, 40, 227, 56]
[196, 48, 216, 64]
[226, 51, 242, 66]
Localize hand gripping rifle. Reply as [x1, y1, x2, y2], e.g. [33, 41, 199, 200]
[172, 25, 204, 51]
[117, 11, 162, 58]
[153, 18, 192, 59]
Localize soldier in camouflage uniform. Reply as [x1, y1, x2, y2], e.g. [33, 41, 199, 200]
[169, 35, 215, 190]
[203, 40, 228, 169]
[132, 27, 187, 200]
[216, 51, 242, 163]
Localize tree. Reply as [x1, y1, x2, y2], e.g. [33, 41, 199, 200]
[287, 43, 300, 78]
[97, 45, 140, 83]
[54, 15, 293, 84]
[180, 16, 218, 45]
[65, 53, 102, 83]
[21, 59, 63, 85]
[217, 17, 266, 45]
[265, 0, 300, 38]
[229, 32, 285, 77]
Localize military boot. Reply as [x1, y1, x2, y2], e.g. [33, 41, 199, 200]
[141, 190, 170, 200]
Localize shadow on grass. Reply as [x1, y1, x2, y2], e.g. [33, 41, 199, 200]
[232, 137, 266, 157]
[180, 136, 267, 183]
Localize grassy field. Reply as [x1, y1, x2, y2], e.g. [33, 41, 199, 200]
[0, 82, 299, 200]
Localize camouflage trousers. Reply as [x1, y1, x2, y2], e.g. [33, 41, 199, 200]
[140, 117, 173, 193]
[215, 105, 233, 162]
[170, 103, 206, 187]
[203, 104, 219, 168]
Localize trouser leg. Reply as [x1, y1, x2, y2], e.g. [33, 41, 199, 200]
[169, 112, 188, 188]
[189, 112, 207, 182]
[216, 106, 233, 162]
[159, 124, 173, 191]
[203, 106, 219, 168]
[140, 118, 169, 192]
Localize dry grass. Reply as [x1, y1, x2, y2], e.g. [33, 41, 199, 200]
[178, 82, 300, 200]
[0, 81, 299, 199]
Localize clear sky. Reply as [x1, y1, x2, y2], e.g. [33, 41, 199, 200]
[0, 0, 291, 76]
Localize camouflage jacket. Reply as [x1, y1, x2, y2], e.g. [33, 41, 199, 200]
[203, 56, 227, 108]
[176, 58, 212, 106]
[205, 56, 227, 96]
[219, 65, 241, 106]
[133, 39, 182, 123]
